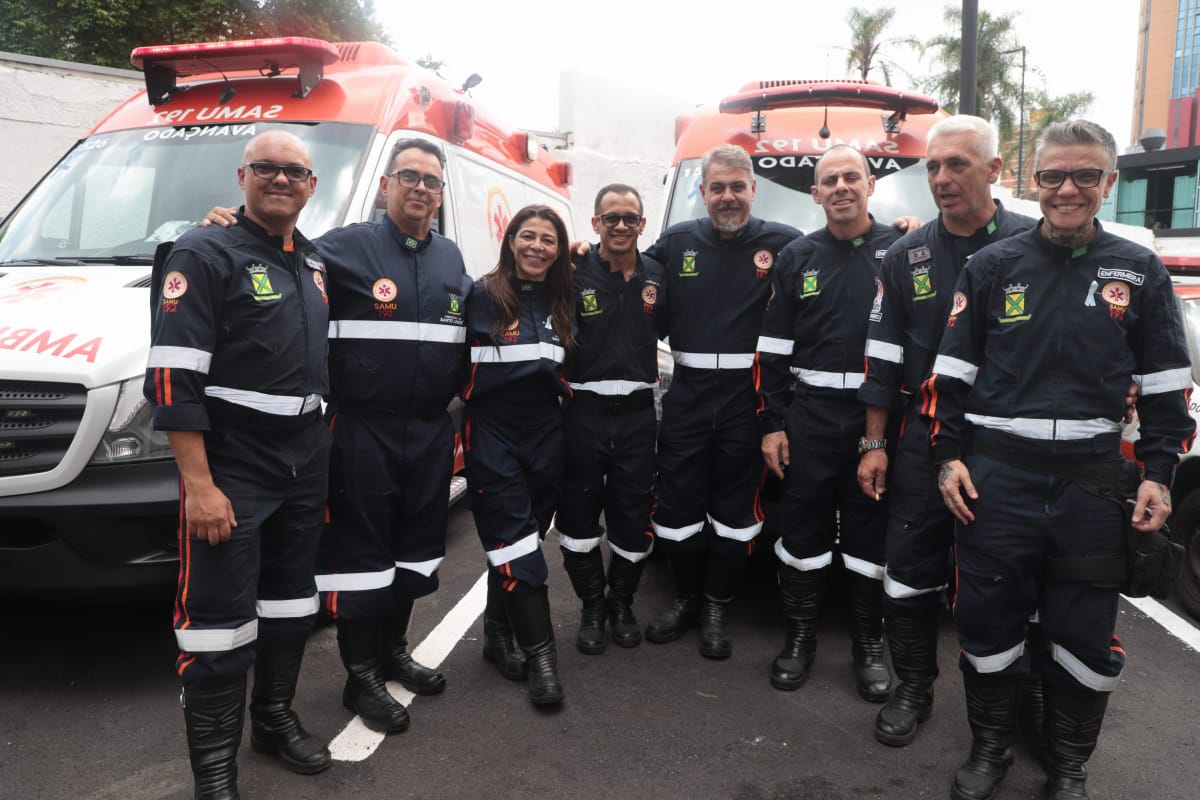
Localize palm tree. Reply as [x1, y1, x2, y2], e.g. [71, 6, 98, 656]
[843, 6, 921, 86]
[925, 6, 1023, 143]
[1005, 89, 1095, 197]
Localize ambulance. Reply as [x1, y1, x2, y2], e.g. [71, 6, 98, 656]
[0, 36, 573, 591]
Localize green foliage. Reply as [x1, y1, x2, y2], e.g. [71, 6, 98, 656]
[0, 0, 384, 70]
[416, 53, 445, 78]
[842, 6, 921, 87]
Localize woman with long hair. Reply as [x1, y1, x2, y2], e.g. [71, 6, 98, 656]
[463, 205, 576, 706]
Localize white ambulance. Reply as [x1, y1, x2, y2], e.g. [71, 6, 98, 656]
[0, 37, 573, 591]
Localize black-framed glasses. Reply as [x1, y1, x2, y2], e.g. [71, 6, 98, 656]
[388, 169, 445, 193]
[243, 162, 314, 182]
[599, 213, 643, 228]
[1034, 168, 1106, 189]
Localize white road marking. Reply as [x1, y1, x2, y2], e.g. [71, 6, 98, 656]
[328, 571, 489, 762]
[1123, 595, 1200, 652]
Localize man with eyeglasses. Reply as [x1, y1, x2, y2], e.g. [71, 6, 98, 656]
[206, 138, 470, 735]
[146, 129, 332, 798]
[925, 119, 1193, 800]
[555, 184, 668, 654]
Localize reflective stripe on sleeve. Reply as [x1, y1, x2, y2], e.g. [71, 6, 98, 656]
[842, 553, 885, 580]
[256, 594, 319, 618]
[568, 379, 656, 395]
[865, 339, 904, 364]
[671, 351, 756, 369]
[1134, 367, 1192, 396]
[961, 641, 1024, 674]
[931, 355, 979, 386]
[755, 336, 794, 356]
[708, 513, 762, 542]
[486, 531, 541, 567]
[315, 567, 395, 592]
[791, 368, 864, 391]
[175, 619, 258, 653]
[1050, 642, 1121, 692]
[471, 342, 565, 364]
[147, 346, 213, 373]
[965, 414, 1120, 440]
[205, 386, 322, 415]
[329, 319, 466, 343]
[395, 557, 443, 577]
[774, 540, 833, 572]
[650, 519, 704, 542]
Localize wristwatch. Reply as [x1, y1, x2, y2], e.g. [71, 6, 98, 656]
[858, 437, 887, 455]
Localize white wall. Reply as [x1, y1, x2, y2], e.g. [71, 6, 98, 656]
[0, 52, 142, 216]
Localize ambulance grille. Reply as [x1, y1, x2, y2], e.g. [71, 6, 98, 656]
[0, 381, 88, 478]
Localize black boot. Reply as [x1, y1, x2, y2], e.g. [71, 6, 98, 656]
[849, 574, 892, 702]
[335, 619, 410, 734]
[697, 549, 746, 659]
[382, 599, 446, 695]
[505, 585, 564, 706]
[561, 547, 608, 654]
[875, 612, 939, 746]
[1040, 688, 1109, 799]
[182, 678, 245, 800]
[950, 673, 1020, 800]
[481, 576, 527, 681]
[698, 597, 732, 659]
[770, 566, 824, 690]
[644, 554, 704, 643]
[606, 553, 646, 647]
[248, 633, 331, 775]
[1021, 622, 1049, 762]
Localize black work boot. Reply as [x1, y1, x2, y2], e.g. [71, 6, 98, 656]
[182, 678, 245, 800]
[606, 553, 646, 647]
[481, 577, 527, 681]
[249, 632, 331, 775]
[849, 573, 893, 702]
[644, 554, 704, 643]
[950, 673, 1021, 800]
[505, 585, 564, 706]
[561, 547, 608, 654]
[874, 612, 939, 746]
[1040, 688, 1109, 799]
[1021, 622, 1049, 762]
[697, 549, 747, 659]
[770, 565, 824, 690]
[698, 596, 732, 659]
[382, 599, 446, 695]
[335, 619, 410, 734]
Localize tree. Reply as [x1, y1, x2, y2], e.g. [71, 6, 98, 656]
[416, 53, 446, 78]
[924, 5, 1023, 143]
[843, 6, 920, 86]
[0, 0, 384, 70]
[1005, 89, 1095, 197]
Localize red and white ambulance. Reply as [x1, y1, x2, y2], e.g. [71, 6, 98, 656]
[0, 37, 572, 591]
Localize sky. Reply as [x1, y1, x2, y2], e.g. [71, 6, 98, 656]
[377, 0, 1141, 148]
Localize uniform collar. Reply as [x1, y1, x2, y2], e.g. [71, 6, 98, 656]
[383, 213, 433, 253]
[1032, 219, 1105, 261]
[236, 206, 310, 252]
[937, 199, 1004, 241]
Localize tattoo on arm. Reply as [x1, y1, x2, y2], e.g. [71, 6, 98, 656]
[938, 463, 953, 489]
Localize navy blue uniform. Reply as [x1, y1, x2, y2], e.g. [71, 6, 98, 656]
[464, 277, 572, 592]
[145, 210, 330, 686]
[646, 216, 801, 557]
[859, 202, 1034, 612]
[922, 223, 1195, 693]
[756, 220, 901, 574]
[557, 249, 668, 561]
[312, 215, 471, 619]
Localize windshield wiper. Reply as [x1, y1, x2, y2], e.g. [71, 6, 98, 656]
[75, 255, 155, 265]
[0, 257, 86, 265]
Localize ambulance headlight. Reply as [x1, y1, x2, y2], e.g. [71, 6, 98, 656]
[89, 379, 173, 464]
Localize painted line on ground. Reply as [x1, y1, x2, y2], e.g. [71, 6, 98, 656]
[1123, 595, 1200, 652]
[329, 570, 489, 762]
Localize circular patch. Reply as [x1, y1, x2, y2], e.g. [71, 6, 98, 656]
[753, 250, 774, 271]
[1101, 281, 1130, 307]
[162, 271, 188, 299]
[372, 278, 397, 302]
[641, 284, 658, 305]
[950, 291, 968, 316]
[312, 271, 326, 294]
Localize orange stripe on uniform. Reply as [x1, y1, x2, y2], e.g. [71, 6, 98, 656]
[163, 367, 173, 405]
[462, 363, 479, 402]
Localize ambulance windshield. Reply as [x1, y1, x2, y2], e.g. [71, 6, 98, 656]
[0, 122, 373, 264]
[664, 156, 937, 234]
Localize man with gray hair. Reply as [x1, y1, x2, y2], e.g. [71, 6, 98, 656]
[642, 144, 802, 659]
[926, 119, 1193, 800]
[857, 115, 1037, 748]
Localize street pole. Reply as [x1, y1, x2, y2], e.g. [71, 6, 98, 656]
[960, 0, 978, 115]
[1003, 46, 1028, 197]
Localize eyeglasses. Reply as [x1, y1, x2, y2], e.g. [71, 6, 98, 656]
[598, 213, 643, 228]
[1034, 168, 1107, 189]
[388, 169, 445, 193]
[243, 162, 314, 182]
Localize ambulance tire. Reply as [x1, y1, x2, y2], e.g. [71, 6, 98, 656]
[1166, 489, 1200, 623]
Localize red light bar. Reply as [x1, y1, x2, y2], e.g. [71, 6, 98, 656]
[130, 37, 341, 106]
